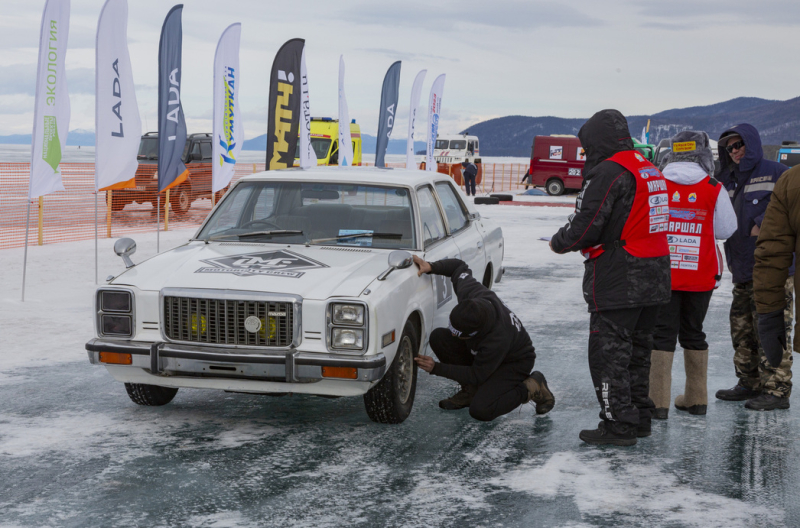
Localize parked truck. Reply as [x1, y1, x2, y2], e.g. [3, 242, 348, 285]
[294, 117, 363, 166]
[527, 135, 657, 195]
[433, 133, 483, 186]
[111, 132, 219, 215]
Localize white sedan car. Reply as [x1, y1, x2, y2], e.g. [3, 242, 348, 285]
[86, 167, 504, 423]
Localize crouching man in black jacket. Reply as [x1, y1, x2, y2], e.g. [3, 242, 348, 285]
[412, 256, 555, 420]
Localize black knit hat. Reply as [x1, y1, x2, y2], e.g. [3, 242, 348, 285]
[448, 299, 494, 337]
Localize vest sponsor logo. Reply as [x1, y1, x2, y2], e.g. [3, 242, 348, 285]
[669, 221, 703, 234]
[649, 223, 668, 233]
[688, 192, 697, 203]
[196, 250, 328, 278]
[667, 234, 700, 247]
[649, 193, 668, 206]
[677, 246, 699, 254]
[669, 245, 676, 252]
[650, 214, 669, 224]
[649, 206, 669, 215]
[670, 254, 682, 262]
[672, 141, 696, 153]
[670, 209, 696, 220]
[634, 153, 645, 162]
[672, 191, 680, 202]
[639, 167, 660, 180]
[647, 180, 667, 192]
[679, 261, 699, 270]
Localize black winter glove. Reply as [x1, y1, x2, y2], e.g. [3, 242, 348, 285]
[758, 309, 787, 368]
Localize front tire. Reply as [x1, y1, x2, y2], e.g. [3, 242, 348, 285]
[363, 320, 419, 424]
[125, 383, 178, 406]
[546, 178, 565, 196]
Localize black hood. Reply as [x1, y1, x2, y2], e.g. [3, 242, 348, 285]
[577, 109, 635, 176]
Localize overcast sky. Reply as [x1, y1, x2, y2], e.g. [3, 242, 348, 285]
[1, 0, 799, 139]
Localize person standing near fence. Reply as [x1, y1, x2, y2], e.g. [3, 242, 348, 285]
[461, 161, 478, 196]
[648, 131, 736, 420]
[550, 109, 671, 446]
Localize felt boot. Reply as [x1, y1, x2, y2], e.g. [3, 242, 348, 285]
[649, 350, 674, 420]
[674, 349, 708, 415]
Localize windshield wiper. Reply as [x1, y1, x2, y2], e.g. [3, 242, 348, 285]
[310, 232, 402, 243]
[207, 230, 304, 242]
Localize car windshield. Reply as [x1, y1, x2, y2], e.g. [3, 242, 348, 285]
[294, 138, 332, 160]
[779, 150, 800, 168]
[137, 137, 158, 160]
[197, 181, 416, 249]
[434, 140, 449, 149]
[449, 140, 467, 150]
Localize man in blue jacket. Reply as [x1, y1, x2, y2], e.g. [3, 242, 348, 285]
[715, 123, 794, 411]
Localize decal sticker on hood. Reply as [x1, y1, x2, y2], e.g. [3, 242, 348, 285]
[196, 250, 328, 278]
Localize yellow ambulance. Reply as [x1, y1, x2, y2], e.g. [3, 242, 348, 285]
[296, 117, 362, 166]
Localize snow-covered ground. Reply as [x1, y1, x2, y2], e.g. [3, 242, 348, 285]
[1, 203, 798, 527]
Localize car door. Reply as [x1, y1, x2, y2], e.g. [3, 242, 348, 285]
[416, 184, 461, 332]
[434, 180, 486, 281]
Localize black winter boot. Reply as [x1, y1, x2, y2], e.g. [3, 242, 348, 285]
[715, 382, 760, 401]
[439, 385, 477, 410]
[579, 421, 637, 446]
[523, 371, 555, 415]
[744, 393, 790, 411]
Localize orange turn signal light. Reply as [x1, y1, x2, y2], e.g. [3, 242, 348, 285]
[321, 366, 358, 379]
[99, 351, 132, 365]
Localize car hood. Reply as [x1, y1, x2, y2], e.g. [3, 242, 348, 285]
[111, 242, 400, 299]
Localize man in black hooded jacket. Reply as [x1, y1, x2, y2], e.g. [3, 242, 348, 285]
[412, 256, 555, 421]
[550, 109, 671, 446]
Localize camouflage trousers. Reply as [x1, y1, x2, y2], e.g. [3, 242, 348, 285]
[730, 278, 794, 397]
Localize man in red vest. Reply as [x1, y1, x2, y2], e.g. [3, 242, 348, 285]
[550, 109, 671, 446]
[649, 131, 736, 420]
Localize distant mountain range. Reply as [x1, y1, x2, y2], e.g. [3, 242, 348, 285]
[0, 129, 426, 156]
[462, 97, 800, 157]
[5, 96, 799, 159]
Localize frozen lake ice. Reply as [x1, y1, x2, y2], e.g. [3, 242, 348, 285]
[0, 202, 797, 527]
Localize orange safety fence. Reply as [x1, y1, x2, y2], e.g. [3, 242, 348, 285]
[0, 162, 530, 250]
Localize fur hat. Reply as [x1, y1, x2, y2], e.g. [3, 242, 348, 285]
[659, 130, 715, 175]
[448, 298, 494, 338]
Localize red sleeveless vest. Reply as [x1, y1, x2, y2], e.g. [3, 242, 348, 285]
[582, 151, 670, 260]
[666, 176, 722, 291]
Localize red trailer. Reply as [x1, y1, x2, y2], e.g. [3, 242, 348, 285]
[527, 135, 585, 195]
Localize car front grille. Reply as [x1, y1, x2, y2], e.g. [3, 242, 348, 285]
[163, 296, 294, 347]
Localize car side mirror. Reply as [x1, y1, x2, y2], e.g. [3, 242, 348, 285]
[114, 238, 137, 268]
[378, 250, 413, 281]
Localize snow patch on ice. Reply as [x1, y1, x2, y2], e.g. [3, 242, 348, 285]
[493, 451, 783, 527]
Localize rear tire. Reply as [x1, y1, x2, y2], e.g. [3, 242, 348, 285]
[364, 320, 419, 424]
[474, 196, 500, 205]
[170, 185, 192, 217]
[546, 178, 565, 196]
[124, 383, 178, 406]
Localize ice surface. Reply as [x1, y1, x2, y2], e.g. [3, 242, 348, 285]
[0, 203, 798, 527]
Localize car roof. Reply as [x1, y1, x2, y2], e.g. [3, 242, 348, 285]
[238, 166, 456, 187]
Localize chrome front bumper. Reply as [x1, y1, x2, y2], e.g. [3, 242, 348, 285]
[85, 339, 386, 383]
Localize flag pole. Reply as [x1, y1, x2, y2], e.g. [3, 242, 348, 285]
[157, 194, 160, 253]
[94, 191, 98, 284]
[21, 201, 31, 302]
